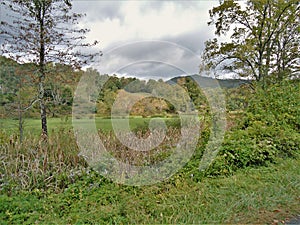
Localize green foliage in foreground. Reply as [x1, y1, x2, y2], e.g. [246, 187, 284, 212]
[206, 81, 300, 176]
[0, 158, 299, 224]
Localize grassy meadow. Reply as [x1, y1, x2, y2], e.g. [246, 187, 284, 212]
[0, 116, 179, 135]
[0, 80, 299, 224]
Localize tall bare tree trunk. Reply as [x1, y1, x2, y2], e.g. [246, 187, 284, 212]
[39, 79, 48, 137]
[39, 4, 48, 138]
[18, 93, 24, 143]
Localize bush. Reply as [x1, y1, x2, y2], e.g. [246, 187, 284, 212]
[246, 80, 299, 130]
[205, 80, 300, 176]
[206, 129, 277, 176]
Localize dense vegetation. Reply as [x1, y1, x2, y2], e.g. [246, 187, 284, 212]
[1, 56, 299, 223]
[0, 0, 299, 223]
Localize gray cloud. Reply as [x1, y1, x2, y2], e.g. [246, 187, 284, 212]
[140, 1, 211, 13]
[72, 1, 124, 22]
[85, 1, 216, 79]
[161, 28, 214, 53]
[117, 61, 189, 80]
[1, 0, 216, 80]
[0, 3, 15, 45]
[94, 40, 203, 80]
[95, 25, 215, 80]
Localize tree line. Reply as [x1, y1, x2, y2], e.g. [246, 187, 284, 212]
[1, 0, 299, 139]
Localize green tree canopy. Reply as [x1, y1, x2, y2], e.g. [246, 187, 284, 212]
[202, 0, 299, 86]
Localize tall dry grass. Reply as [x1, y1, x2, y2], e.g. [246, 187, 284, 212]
[1, 125, 197, 193]
[0, 129, 87, 193]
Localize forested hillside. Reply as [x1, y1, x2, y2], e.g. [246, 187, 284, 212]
[1, 55, 251, 119]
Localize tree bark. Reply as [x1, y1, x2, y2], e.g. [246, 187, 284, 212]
[18, 95, 23, 143]
[38, 3, 48, 138]
[39, 80, 48, 137]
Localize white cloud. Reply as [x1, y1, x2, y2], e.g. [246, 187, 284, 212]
[73, 0, 220, 78]
[76, 1, 216, 49]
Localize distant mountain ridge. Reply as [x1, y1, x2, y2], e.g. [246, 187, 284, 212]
[167, 74, 251, 88]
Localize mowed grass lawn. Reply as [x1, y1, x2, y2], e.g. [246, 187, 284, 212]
[0, 116, 178, 136]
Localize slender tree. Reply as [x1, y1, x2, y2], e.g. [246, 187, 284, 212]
[0, 56, 37, 142]
[202, 0, 299, 87]
[0, 0, 100, 138]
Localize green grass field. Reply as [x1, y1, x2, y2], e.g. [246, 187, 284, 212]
[0, 116, 179, 136]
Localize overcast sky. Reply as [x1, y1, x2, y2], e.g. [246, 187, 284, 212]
[72, 1, 220, 80]
[0, 1, 220, 80]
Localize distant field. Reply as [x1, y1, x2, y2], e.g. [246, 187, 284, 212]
[0, 116, 179, 136]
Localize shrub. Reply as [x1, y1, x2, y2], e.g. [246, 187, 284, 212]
[205, 80, 299, 176]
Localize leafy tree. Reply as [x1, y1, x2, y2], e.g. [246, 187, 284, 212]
[124, 79, 146, 93]
[202, 0, 299, 86]
[0, 0, 100, 137]
[44, 82, 74, 117]
[178, 77, 208, 112]
[11, 71, 36, 143]
[102, 89, 117, 114]
[0, 56, 19, 106]
[0, 56, 38, 141]
[145, 79, 157, 93]
[102, 75, 122, 92]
